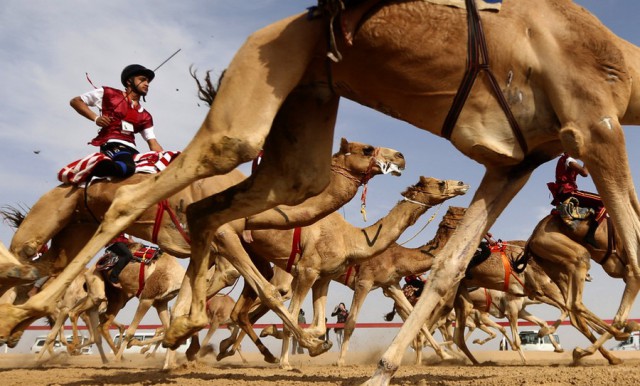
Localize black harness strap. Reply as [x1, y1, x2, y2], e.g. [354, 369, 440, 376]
[441, 0, 528, 155]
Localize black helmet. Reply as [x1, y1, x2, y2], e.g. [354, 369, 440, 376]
[121, 64, 155, 87]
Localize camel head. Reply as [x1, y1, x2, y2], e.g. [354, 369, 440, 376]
[334, 137, 405, 180]
[441, 206, 467, 229]
[401, 177, 469, 206]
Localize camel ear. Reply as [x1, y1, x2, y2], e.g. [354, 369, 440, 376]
[339, 138, 349, 153]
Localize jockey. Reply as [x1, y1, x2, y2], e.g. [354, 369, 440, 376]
[70, 64, 164, 179]
[547, 152, 605, 246]
[404, 274, 427, 297]
[105, 233, 135, 284]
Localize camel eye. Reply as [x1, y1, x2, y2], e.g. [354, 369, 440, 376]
[362, 146, 374, 156]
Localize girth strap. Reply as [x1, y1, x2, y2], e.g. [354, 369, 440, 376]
[286, 227, 303, 273]
[441, 0, 527, 154]
[152, 200, 191, 245]
[344, 265, 360, 285]
[136, 262, 147, 297]
[500, 251, 511, 292]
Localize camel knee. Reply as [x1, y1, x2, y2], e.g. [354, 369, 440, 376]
[559, 127, 587, 158]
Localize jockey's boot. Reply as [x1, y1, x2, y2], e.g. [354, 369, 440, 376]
[107, 242, 133, 284]
[584, 220, 599, 248]
[109, 257, 130, 284]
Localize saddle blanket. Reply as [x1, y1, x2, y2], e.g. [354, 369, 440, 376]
[57, 150, 181, 184]
[425, 0, 502, 11]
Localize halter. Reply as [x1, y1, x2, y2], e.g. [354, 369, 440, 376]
[331, 147, 381, 221]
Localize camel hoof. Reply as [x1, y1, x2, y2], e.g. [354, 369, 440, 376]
[554, 348, 564, 353]
[279, 362, 293, 371]
[307, 339, 332, 357]
[608, 356, 623, 365]
[572, 348, 586, 362]
[219, 338, 233, 353]
[198, 345, 215, 358]
[263, 353, 278, 364]
[164, 316, 205, 350]
[625, 320, 640, 333]
[216, 349, 234, 362]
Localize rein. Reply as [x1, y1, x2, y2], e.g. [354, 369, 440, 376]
[398, 203, 441, 246]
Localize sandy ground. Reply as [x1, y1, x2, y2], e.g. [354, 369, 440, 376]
[2, 350, 640, 386]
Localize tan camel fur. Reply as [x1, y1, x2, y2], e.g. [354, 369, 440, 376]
[526, 212, 637, 362]
[0, 138, 403, 355]
[196, 294, 248, 363]
[231, 176, 468, 369]
[336, 206, 468, 366]
[3, 2, 640, 383]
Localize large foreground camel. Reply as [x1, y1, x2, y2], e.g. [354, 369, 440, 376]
[3, 1, 640, 383]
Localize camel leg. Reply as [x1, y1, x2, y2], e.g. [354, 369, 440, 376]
[562, 120, 640, 338]
[366, 166, 536, 385]
[86, 307, 109, 364]
[197, 322, 219, 358]
[519, 309, 563, 353]
[218, 279, 278, 363]
[205, 256, 240, 299]
[279, 273, 317, 370]
[471, 323, 496, 345]
[338, 280, 375, 367]
[501, 302, 527, 364]
[384, 285, 454, 362]
[36, 311, 67, 362]
[0, 226, 97, 345]
[115, 298, 154, 361]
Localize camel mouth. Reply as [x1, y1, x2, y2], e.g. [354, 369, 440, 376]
[378, 161, 403, 176]
[455, 184, 470, 195]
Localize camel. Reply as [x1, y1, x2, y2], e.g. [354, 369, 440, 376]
[335, 206, 468, 366]
[526, 209, 639, 362]
[224, 176, 468, 369]
[3, 2, 640, 383]
[196, 294, 248, 363]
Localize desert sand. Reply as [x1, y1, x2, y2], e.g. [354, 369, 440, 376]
[2, 349, 640, 386]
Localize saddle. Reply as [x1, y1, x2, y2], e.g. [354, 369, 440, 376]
[555, 197, 595, 230]
[96, 251, 118, 271]
[95, 245, 162, 272]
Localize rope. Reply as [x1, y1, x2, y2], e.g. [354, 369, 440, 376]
[398, 203, 442, 246]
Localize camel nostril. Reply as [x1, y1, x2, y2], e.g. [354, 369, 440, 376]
[396, 152, 405, 160]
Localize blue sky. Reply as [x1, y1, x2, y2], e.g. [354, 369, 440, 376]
[2, 1, 640, 354]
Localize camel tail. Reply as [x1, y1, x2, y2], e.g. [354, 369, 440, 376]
[512, 246, 530, 274]
[189, 65, 225, 107]
[0, 204, 28, 229]
[383, 306, 397, 322]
